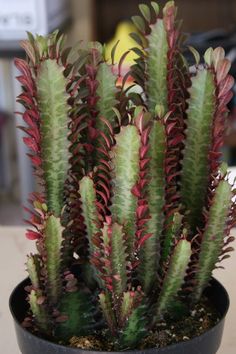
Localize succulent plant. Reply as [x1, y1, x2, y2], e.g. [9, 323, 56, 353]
[15, 1, 235, 350]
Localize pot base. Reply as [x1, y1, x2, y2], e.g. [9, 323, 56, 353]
[9, 278, 229, 354]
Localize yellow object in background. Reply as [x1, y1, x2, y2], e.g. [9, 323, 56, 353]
[105, 21, 141, 65]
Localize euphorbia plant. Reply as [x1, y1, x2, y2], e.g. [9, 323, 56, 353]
[15, 0, 235, 350]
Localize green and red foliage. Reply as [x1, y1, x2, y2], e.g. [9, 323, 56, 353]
[15, 1, 235, 350]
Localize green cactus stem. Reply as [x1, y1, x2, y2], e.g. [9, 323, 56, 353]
[131, 1, 189, 222]
[78, 175, 102, 285]
[107, 222, 128, 296]
[162, 212, 183, 264]
[26, 254, 41, 290]
[96, 62, 118, 132]
[99, 292, 117, 335]
[194, 179, 233, 301]
[37, 59, 70, 217]
[146, 18, 168, 114]
[138, 120, 166, 293]
[56, 291, 96, 341]
[156, 239, 191, 317]
[44, 215, 63, 304]
[181, 67, 216, 230]
[79, 176, 101, 256]
[92, 218, 129, 297]
[26, 254, 49, 332]
[111, 125, 141, 253]
[29, 290, 49, 334]
[119, 304, 147, 349]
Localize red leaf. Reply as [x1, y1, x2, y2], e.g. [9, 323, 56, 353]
[131, 184, 142, 198]
[23, 137, 39, 153]
[97, 190, 109, 205]
[140, 145, 149, 159]
[138, 233, 153, 248]
[26, 230, 41, 240]
[137, 204, 149, 219]
[15, 58, 31, 78]
[141, 127, 150, 145]
[88, 126, 98, 139]
[166, 121, 177, 135]
[55, 315, 69, 323]
[18, 93, 33, 106]
[86, 64, 97, 79]
[140, 158, 150, 170]
[88, 96, 99, 107]
[113, 274, 121, 281]
[216, 59, 231, 83]
[27, 154, 42, 167]
[219, 75, 234, 98]
[23, 112, 37, 129]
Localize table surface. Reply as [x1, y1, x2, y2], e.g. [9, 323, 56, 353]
[0, 226, 235, 354]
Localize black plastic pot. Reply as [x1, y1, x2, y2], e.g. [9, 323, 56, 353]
[10, 278, 229, 354]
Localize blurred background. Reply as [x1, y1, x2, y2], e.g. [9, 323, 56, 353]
[1, 0, 236, 225]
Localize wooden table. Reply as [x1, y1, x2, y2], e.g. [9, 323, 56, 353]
[0, 227, 235, 353]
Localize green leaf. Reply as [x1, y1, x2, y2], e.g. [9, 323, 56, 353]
[139, 121, 166, 293]
[151, 2, 160, 16]
[132, 16, 146, 33]
[111, 40, 120, 65]
[181, 68, 216, 230]
[139, 4, 151, 22]
[219, 162, 228, 176]
[72, 50, 90, 72]
[163, 1, 176, 16]
[26, 31, 35, 45]
[35, 35, 48, 57]
[146, 19, 169, 114]
[188, 46, 200, 65]
[194, 179, 232, 301]
[129, 32, 144, 47]
[56, 291, 96, 341]
[156, 239, 191, 317]
[155, 104, 165, 118]
[44, 215, 63, 304]
[204, 47, 214, 66]
[87, 41, 103, 54]
[111, 125, 141, 253]
[37, 59, 70, 216]
[66, 41, 83, 65]
[29, 290, 49, 333]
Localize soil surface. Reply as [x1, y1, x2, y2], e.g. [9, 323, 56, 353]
[69, 296, 220, 351]
[139, 297, 220, 349]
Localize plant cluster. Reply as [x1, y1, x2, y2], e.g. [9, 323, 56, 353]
[15, 1, 235, 349]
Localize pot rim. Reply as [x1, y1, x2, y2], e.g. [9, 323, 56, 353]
[9, 277, 230, 353]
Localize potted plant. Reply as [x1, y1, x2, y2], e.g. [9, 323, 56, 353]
[10, 1, 235, 354]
